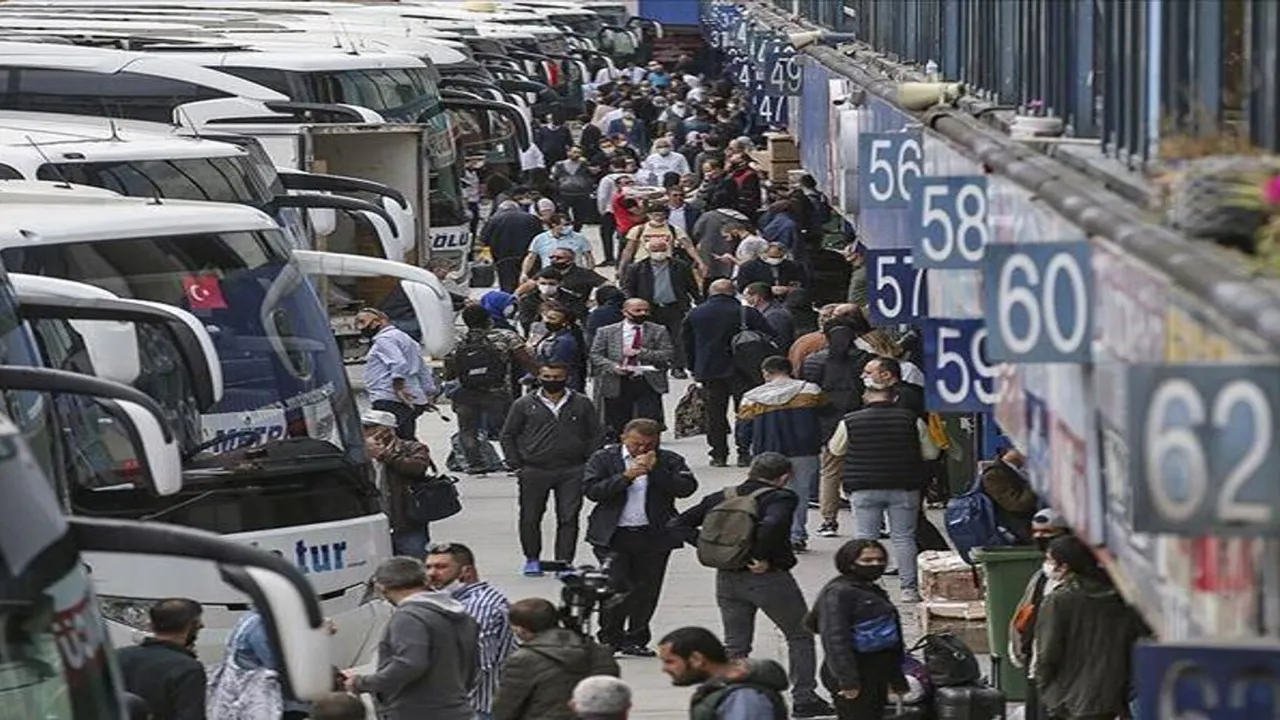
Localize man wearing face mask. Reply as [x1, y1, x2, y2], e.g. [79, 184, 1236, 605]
[516, 259, 603, 333]
[523, 214, 595, 280]
[640, 138, 690, 187]
[363, 410, 435, 557]
[552, 146, 597, 231]
[862, 356, 926, 418]
[425, 543, 514, 720]
[606, 106, 649, 155]
[356, 308, 435, 441]
[589, 299, 673, 437]
[1008, 508, 1072, 720]
[734, 242, 806, 294]
[116, 598, 207, 720]
[621, 239, 701, 380]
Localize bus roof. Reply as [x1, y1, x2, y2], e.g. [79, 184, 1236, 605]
[145, 47, 430, 72]
[0, 188, 280, 245]
[0, 115, 245, 165]
[0, 41, 290, 101]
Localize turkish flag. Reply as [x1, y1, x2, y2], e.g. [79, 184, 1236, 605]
[181, 273, 228, 310]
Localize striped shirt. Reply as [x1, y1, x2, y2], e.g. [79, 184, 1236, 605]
[454, 581, 515, 714]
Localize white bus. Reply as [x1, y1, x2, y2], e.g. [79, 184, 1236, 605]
[0, 188, 454, 669]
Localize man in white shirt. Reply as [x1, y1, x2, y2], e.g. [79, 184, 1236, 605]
[639, 137, 690, 187]
[581, 419, 698, 656]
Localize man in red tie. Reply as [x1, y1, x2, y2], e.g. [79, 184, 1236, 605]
[588, 298, 674, 440]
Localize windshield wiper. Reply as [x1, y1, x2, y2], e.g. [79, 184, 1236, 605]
[183, 429, 263, 461]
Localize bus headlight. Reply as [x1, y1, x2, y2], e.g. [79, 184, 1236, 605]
[98, 596, 151, 631]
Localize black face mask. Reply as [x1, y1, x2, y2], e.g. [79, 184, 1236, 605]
[552, 260, 574, 270]
[1034, 536, 1055, 553]
[539, 379, 567, 394]
[627, 314, 650, 323]
[359, 323, 380, 339]
[850, 564, 887, 582]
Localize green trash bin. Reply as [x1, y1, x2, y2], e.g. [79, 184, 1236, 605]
[972, 546, 1044, 702]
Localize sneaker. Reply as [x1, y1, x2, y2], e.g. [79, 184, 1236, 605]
[616, 644, 656, 658]
[521, 559, 543, 577]
[816, 522, 838, 538]
[710, 457, 728, 468]
[791, 698, 835, 718]
[901, 589, 923, 604]
[735, 454, 751, 468]
[790, 539, 808, 553]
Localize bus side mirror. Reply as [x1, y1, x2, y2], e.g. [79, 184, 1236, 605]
[0, 366, 182, 496]
[67, 516, 331, 701]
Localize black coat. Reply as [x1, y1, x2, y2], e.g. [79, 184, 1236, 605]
[116, 639, 207, 720]
[583, 445, 699, 548]
[681, 295, 777, 381]
[622, 258, 701, 309]
[807, 576, 907, 692]
[481, 209, 545, 259]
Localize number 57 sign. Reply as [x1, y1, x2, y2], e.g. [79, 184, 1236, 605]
[1128, 365, 1280, 535]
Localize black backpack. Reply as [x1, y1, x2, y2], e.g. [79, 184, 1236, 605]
[454, 332, 507, 391]
[731, 306, 778, 382]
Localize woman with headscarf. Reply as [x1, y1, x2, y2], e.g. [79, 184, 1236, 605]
[806, 539, 908, 720]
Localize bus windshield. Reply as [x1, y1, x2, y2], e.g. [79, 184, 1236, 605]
[0, 433, 121, 720]
[37, 155, 276, 208]
[301, 66, 466, 229]
[0, 230, 364, 467]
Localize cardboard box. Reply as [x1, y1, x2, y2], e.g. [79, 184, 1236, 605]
[764, 132, 799, 162]
[919, 551, 985, 603]
[918, 600, 989, 654]
[748, 150, 801, 182]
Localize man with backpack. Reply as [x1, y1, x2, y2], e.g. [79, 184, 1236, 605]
[668, 453, 834, 718]
[445, 305, 536, 474]
[826, 386, 941, 603]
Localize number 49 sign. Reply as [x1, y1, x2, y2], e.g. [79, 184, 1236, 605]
[922, 319, 998, 412]
[1128, 365, 1280, 535]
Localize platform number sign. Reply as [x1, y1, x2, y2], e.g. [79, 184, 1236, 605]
[922, 319, 998, 412]
[858, 130, 923, 210]
[866, 248, 928, 325]
[1127, 365, 1280, 535]
[910, 175, 988, 269]
[766, 41, 802, 97]
[982, 242, 1094, 362]
[756, 95, 788, 126]
[1135, 643, 1280, 720]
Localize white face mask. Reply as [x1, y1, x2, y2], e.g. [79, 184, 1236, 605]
[649, 251, 671, 262]
[763, 256, 784, 266]
[1043, 560, 1064, 581]
[538, 284, 557, 296]
[658, 148, 671, 156]
[861, 375, 890, 390]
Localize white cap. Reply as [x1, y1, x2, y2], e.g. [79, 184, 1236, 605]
[360, 409, 398, 428]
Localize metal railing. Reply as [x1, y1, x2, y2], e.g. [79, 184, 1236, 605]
[783, 0, 1280, 166]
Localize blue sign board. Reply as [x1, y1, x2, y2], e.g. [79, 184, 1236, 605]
[909, 175, 989, 269]
[922, 319, 997, 412]
[1127, 364, 1280, 536]
[765, 42, 802, 97]
[982, 241, 1095, 362]
[866, 248, 928, 325]
[1135, 642, 1280, 720]
[858, 130, 924, 210]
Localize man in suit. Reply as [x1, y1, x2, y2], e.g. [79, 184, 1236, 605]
[621, 238, 701, 379]
[681, 279, 778, 467]
[589, 299, 674, 439]
[583, 418, 699, 656]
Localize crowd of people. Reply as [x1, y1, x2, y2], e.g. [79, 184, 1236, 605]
[111, 54, 1150, 720]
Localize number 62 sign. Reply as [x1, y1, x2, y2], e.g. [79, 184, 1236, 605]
[1127, 365, 1280, 535]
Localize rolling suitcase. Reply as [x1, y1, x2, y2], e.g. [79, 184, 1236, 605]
[934, 685, 1006, 720]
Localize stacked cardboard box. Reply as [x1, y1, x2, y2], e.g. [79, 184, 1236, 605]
[916, 551, 989, 653]
[749, 132, 802, 182]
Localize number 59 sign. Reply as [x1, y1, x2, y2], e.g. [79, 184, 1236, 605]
[922, 319, 998, 412]
[1128, 365, 1280, 535]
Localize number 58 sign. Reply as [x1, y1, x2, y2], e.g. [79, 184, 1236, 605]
[1128, 365, 1280, 535]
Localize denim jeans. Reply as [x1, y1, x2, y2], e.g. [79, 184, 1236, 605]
[850, 489, 921, 591]
[392, 526, 430, 559]
[787, 455, 819, 542]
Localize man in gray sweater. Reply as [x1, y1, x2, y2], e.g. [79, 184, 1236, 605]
[500, 361, 602, 576]
[342, 557, 478, 720]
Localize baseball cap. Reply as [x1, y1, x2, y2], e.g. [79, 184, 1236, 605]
[360, 410, 398, 429]
[1032, 508, 1070, 530]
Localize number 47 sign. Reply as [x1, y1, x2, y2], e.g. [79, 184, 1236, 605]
[1128, 365, 1280, 535]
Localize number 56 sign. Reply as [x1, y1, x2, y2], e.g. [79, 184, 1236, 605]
[1128, 365, 1280, 535]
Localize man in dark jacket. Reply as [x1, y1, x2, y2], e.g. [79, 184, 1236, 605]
[500, 362, 603, 575]
[363, 409, 436, 558]
[681, 278, 778, 467]
[481, 200, 547, 292]
[116, 598, 207, 720]
[584, 418, 699, 655]
[657, 627, 788, 720]
[343, 557, 479, 720]
[669, 454, 833, 718]
[493, 598, 620, 720]
[980, 448, 1039, 543]
[742, 281, 795, 349]
[826, 388, 941, 604]
[861, 355, 925, 418]
[735, 242, 807, 293]
[621, 238, 701, 378]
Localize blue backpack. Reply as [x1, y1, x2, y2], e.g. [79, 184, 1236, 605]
[944, 475, 1017, 564]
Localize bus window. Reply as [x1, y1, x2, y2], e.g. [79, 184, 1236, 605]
[0, 68, 228, 124]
